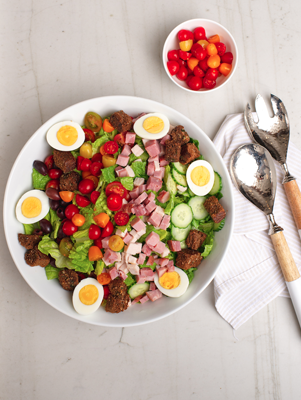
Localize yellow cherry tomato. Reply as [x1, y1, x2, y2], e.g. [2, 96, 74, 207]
[197, 40, 209, 49]
[207, 54, 221, 69]
[206, 43, 218, 56]
[208, 34, 220, 44]
[187, 57, 199, 71]
[102, 154, 116, 168]
[80, 143, 93, 159]
[219, 63, 232, 76]
[109, 235, 124, 252]
[179, 39, 193, 52]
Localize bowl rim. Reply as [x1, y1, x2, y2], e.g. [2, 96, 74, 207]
[162, 18, 239, 94]
[3, 95, 235, 327]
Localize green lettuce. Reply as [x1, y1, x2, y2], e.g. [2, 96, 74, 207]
[23, 221, 40, 235]
[131, 161, 147, 178]
[90, 134, 110, 156]
[45, 265, 63, 280]
[93, 187, 113, 217]
[184, 267, 197, 284]
[201, 231, 214, 258]
[38, 236, 73, 269]
[32, 168, 51, 190]
[138, 225, 169, 243]
[164, 193, 175, 215]
[129, 151, 149, 164]
[101, 165, 117, 183]
[120, 177, 134, 191]
[78, 204, 95, 231]
[124, 272, 136, 287]
[69, 231, 94, 273]
[44, 209, 61, 239]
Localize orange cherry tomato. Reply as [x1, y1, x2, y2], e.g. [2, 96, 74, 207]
[103, 119, 115, 133]
[85, 175, 99, 189]
[187, 57, 199, 71]
[179, 39, 193, 52]
[59, 191, 74, 202]
[82, 170, 91, 179]
[197, 40, 209, 49]
[208, 34, 220, 43]
[94, 212, 110, 228]
[88, 246, 103, 261]
[99, 144, 107, 156]
[207, 54, 220, 69]
[206, 43, 218, 56]
[72, 213, 85, 227]
[219, 63, 232, 76]
[97, 272, 111, 285]
[108, 235, 124, 252]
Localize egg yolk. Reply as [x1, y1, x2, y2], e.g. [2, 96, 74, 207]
[21, 197, 42, 218]
[143, 116, 164, 134]
[191, 166, 210, 187]
[57, 125, 78, 146]
[79, 285, 99, 305]
[159, 271, 181, 290]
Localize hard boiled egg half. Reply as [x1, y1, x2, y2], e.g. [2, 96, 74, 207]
[46, 121, 85, 152]
[15, 189, 50, 224]
[186, 160, 214, 196]
[72, 278, 104, 315]
[133, 113, 170, 140]
[154, 267, 189, 298]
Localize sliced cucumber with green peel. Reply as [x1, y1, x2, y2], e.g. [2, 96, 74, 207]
[188, 196, 209, 220]
[165, 173, 177, 194]
[171, 224, 191, 241]
[128, 282, 150, 299]
[199, 222, 214, 233]
[171, 204, 193, 228]
[209, 172, 222, 195]
[213, 219, 225, 232]
[172, 162, 188, 175]
[172, 169, 187, 187]
[188, 188, 194, 197]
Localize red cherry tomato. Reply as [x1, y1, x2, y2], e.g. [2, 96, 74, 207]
[221, 52, 233, 64]
[78, 179, 94, 194]
[100, 221, 114, 238]
[191, 44, 206, 60]
[107, 193, 122, 211]
[80, 158, 92, 172]
[44, 155, 54, 170]
[177, 59, 187, 68]
[94, 237, 103, 249]
[186, 75, 194, 86]
[167, 50, 179, 61]
[199, 58, 209, 72]
[48, 168, 63, 180]
[206, 68, 219, 80]
[91, 153, 102, 163]
[114, 211, 130, 226]
[76, 156, 84, 171]
[90, 190, 100, 204]
[83, 128, 95, 143]
[194, 27, 206, 41]
[105, 181, 127, 198]
[90, 162, 103, 176]
[167, 61, 179, 76]
[193, 66, 205, 78]
[176, 66, 188, 81]
[46, 179, 59, 191]
[75, 194, 91, 208]
[203, 76, 217, 89]
[62, 220, 78, 236]
[103, 285, 110, 299]
[187, 76, 202, 91]
[64, 204, 80, 220]
[89, 225, 101, 240]
[178, 29, 194, 41]
[114, 133, 126, 146]
[104, 141, 119, 155]
[215, 42, 226, 56]
[179, 50, 192, 61]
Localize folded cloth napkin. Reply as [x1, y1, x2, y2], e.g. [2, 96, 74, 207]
[213, 113, 301, 329]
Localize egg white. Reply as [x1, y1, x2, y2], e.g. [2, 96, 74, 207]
[72, 278, 104, 315]
[186, 160, 215, 196]
[154, 267, 189, 298]
[15, 189, 50, 224]
[46, 120, 85, 152]
[133, 113, 170, 140]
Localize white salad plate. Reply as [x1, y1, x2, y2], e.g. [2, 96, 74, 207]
[3, 96, 234, 327]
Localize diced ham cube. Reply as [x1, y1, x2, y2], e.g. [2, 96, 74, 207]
[157, 258, 169, 267]
[142, 139, 151, 146]
[157, 191, 170, 204]
[133, 204, 147, 216]
[147, 162, 155, 176]
[153, 241, 165, 254]
[146, 289, 162, 302]
[148, 155, 159, 163]
[126, 242, 142, 255]
[128, 255, 138, 264]
[138, 184, 146, 194]
[103, 249, 120, 266]
[145, 140, 161, 157]
[116, 155, 129, 167]
[140, 268, 154, 278]
[134, 177, 144, 187]
[131, 216, 146, 232]
[146, 176, 162, 192]
[108, 267, 118, 280]
[123, 232, 133, 245]
[115, 262, 122, 270]
[139, 295, 149, 304]
[148, 208, 164, 228]
[159, 157, 169, 167]
[154, 160, 160, 171]
[115, 166, 123, 173]
[118, 270, 128, 280]
[125, 132, 136, 144]
[156, 266, 167, 278]
[122, 199, 128, 206]
[142, 244, 152, 256]
[101, 237, 111, 248]
[132, 294, 143, 304]
[125, 166, 135, 177]
[121, 144, 131, 156]
[168, 240, 181, 252]
[132, 112, 147, 123]
[122, 203, 134, 214]
[145, 201, 157, 214]
[160, 134, 171, 145]
[137, 253, 146, 265]
[127, 263, 140, 275]
[159, 215, 171, 230]
[116, 168, 128, 177]
[128, 233, 138, 243]
[161, 247, 170, 257]
[149, 282, 157, 291]
[146, 255, 155, 266]
[129, 187, 140, 199]
[136, 275, 146, 284]
[131, 144, 144, 157]
[144, 192, 155, 205]
[159, 144, 165, 156]
[135, 192, 148, 205]
[119, 263, 129, 274]
[167, 260, 175, 272]
[153, 167, 165, 180]
[145, 231, 160, 247]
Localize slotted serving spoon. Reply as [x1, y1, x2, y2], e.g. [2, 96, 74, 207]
[244, 94, 301, 239]
[230, 143, 301, 328]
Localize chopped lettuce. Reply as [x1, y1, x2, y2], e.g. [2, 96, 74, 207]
[90, 134, 110, 156]
[23, 221, 40, 235]
[78, 203, 95, 231]
[69, 232, 94, 274]
[201, 231, 214, 258]
[120, 177, 134, 191]
[184, 267, 197, 284]
[163, 193, 175, 215]
[45, 265, 63, 280]
[131, 161, 147, 178]
[44, 209, 61, 239]
[101, 165, 117, 183]
[38, 236, 73, 269]
[124, 272, 136, 287]
[138, 226, 169, 243]
[32, 168, 51, 190]
[93, 186, 113, 217]
[129, 151, 149, 164]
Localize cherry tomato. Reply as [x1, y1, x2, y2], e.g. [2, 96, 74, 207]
[179, 50, 191, 61]
[72, 214, 85, 227]
[215, 42, 226, 56]
[89, 225, 101, 240]
[194, 27, 206, 41]
[219, 63, 232, 76]
[46, 179, 59, 191]
[59, 191, 74, 203]
[103, 119, 115, 133]
[104, 141, 119, 155]
[80, 158, 92, 172]
[105, 181, 127, 198]
[109, 235, 124, 252]
[199, 58, 209, 72]
[203, 76, 216, 89]
[80, 143, 93, 159]
[76, 194, 91, 207]
[94, 238, 103, 249]
[191, 44, 206, 60]
[94, 213, 110, 228]
[91, 190, 100, 204]
[107, 193, 122, 211]
[208, 34, 220, 43]
[48, 169, 62, 180]
[85, 175, 99, 189]
[221, 52, 233, 64]
[186, 75, 194, 86]
[176, 66, 188, 81]
[100, 221, 114, 238]
[65, 204, 79, 220]
[77, 156, 84, 170]
[179, 39, 193, 52]
[90, 162, 103, 176]
[193, 66, 205, 78]
[83, 128, 95, 143]
[187, 76, 202, 91]
[99, 144, 107, 156]
[102, 154, 116, 168]
[114, 133, 126, 146]
[88, 246, 103, 261]
[177, 59, 187, 68]
[167, 61, 179, 76]
[78, 179, 94, 194]
[59, 237, 73, 257]
[44, 155, 54, 170]
[206, 68, 219, 80]
[114, 211, 130, 226]
[84, 112, 102, 133]
[103, 285, 110, 299]
[178, 29, 194, 41]
[167, 50, 179, 61]
[206, 43, 218, 56]
[91, 153, 102, 163]
[62, 220, 78, 236]
[207, 54, 220, 69]
[82, 170, 92, 179]
[197, 40, 209, 49]
[187, 57, 199, 71]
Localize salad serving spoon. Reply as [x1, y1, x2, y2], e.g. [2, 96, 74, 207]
[230, 143, 301, 329]
[244, 94, 301, 239]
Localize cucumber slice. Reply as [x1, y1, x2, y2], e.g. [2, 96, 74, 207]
[171, 204, 193, 228]
[209, 172, 222, 195]
[128, 282, 150, 299]
[172, 162, 188, 175]
[213, 219, 225, 232]
[172, 169, 187, 186]
[199, 222, 214, 233]
[171, 224, 191, 241]
[180, 240, 188, 249]
[188, 196, 209, 220]
[165, 173, 177, 194]
[188, 188, 194, 197]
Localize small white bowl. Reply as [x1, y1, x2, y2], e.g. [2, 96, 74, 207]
[162, 18, 238, 93]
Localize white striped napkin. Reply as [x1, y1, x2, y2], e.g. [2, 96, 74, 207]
[213, 113, 301, 329]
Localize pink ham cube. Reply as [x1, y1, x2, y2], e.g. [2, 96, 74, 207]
[127, 264, 140, 275]
[159, 215, 171, 230]
[116, 168, 127, 177]
[149, 282, 157, 291]
[133, 204, 147, 216]
[129, 187, 140, 199]
[146, 255, 155, 266]
[118, 269, 128, 280]
[157, 191, 170, 204]
[148, 208, 164, 228]
[147, 162, 155, 176]
[159, 144, 165, 156]
[146, 289, 162, 302]
[131, 144, 144, 157]
[144, 192, 155, 205]
[142, 244, 152, 256]
[161, 247, 170, 257]
[134, 192, 148, 205]
[108, 267, 118, 280]
[126, 242, 142, 255]
[154, 167, 165, 180]
[159, 157, 169, 167]
[145, 231, 160, 247]
[139, 295, 149, 304]
[123, 232, 133, 245]
[116, 155, 129, 167]
[132, 294, 143, 304]
[153, 241, 165, 255]
[125, 166, 135, 177]
[167, 260, 175, 272]
[145, 201, 157, 214]
[140, 268, 154, 279]
[121, 144, 131, 156]
[134, 177, 144, 186]
[168, 240, 181, 252]
[160, 134, 171, 145]
[131, 216, 146, 232]
[138, 184, 146, 194]
[125, 132, 136, 144]
[136, 275, 146, 284]
[101, 237, 111, 248]
[157, 258, 169, 267]
[154, 160, 160, 171]
[156, 266, 167, 278]
[148, 155, 159, 163]
[145, 140, 161, 157]
[137, 253, 146, 265]
[146, 176, 162, 192]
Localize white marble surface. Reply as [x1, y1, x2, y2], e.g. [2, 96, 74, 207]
[1, 0, 301, 399]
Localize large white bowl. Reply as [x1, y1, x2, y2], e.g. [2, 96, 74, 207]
[4, 96, 234, 327]
[163, 19, 238, 93]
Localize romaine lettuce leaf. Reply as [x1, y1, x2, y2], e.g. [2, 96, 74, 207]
[90, 134, 110, 156]
[45, 265, 63, 280]
[44, 208, 61, 239]
[201, 231, 214, 258]
[164, 193, 175, 215]
[120, 177, 134, 191]
[138, 225, 169, 243]
[131, 161, 147, 178]
[93, 187, 113, 217]
[184, 267, 197, 284]
[38, 236, 74, 269]
[32, 168, 51, 190]
[23, 221, 40, 235]
[69, 235, 94, 273]
[124, 272, 136, 287]
[101, 165, 117, 183]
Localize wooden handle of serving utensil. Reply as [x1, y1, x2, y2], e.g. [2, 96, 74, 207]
[283, 180, 301, 237]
